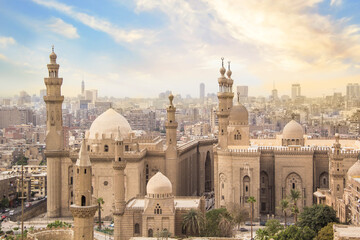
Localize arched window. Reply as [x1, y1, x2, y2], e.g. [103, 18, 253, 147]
[337, 184, 340, 192]
[319, 172, 328, 188]
[148, 229, 153, 237]
[154, 203, 162, 214]
[118, 157, 121, 162]
[234, 130, 241, 140]
[134, 223, 140, 234]
[81, 195, 86, 206]
[145, 164, 149, 186]
[104, 145, 109, 152]
[243, 176, 250, 198]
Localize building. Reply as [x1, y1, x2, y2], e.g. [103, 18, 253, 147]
[347, 83, 360, 100]
[44, 50, 215, 222]
[200, 83, 205, 103]
[291, 84, 301, 100]
[213, 60, 359, 219]
[0, 175, 17, 207]
[237, 85, 248, 101]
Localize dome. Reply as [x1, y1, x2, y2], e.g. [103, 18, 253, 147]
[88, 108, 132, 140]
[229, 104, 248, 125]
[348, 159, 360, 178]
[147, 172, 172, 195]
[282, 120, 304, 139]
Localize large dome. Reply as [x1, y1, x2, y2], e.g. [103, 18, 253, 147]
[147, 172, 172, 195]
[282, 120, 304, 139]
[348, 159, 360, 178]
[229, 104, 248, 125]
[88, 108, 132, 140]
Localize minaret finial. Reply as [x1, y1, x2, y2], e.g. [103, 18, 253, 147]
[169, 93, 174, 106]
[52, 45, 54, 53]
[221, 57, 224, 68]
[228, 61, 231, 71]
[237, 92, 240, 103]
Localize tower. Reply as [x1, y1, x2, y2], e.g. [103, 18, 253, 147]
[113, 127, 127, 240]
[226, 61, 234, 110]
[44, 46, 66, 217]
[70, 140, 97, 240]
[200, 83, 205, 103]
[217, 58, 230, 149]
[165, 94, 179, 195]
[81, 79, 85, 95]
[329, 134, 345, 199]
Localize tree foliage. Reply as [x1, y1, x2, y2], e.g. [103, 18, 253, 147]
[0, 198, 9, 209]
[315, 222, 334, 240]
[274, 225, 316, 240]
[182, 209, 204, 236]
[47, 220, 71, 228]
[255, 219, 283, 240]
[227, 202, 248, 229]
[289, 189, 301, 223]
[203, 208, 233, 237]
[297, 204, 339, 233]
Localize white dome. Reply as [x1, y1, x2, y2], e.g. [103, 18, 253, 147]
[282, 120, 304, 139]
[147, 172, 172, 195]
[88, 108, 132, 140]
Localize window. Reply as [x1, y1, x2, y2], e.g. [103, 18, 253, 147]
[87, 145, 90, 151]
[148, 229, 153, 237]
[118, 157, 121, 162]
[84, 169, 87, 174]
[134, 223, 140, 234]
[70, 177, 73, 185]
[292, 183, 295, 189]
[261, 202, 266, 211]
[234, 130, 241, 140]
[154, 203, 162, 214]
[81, 195, 86, 206]
[104, 145, 109, 152]
[125, 145, 129, 151]
[337, 184, 340, 192]
[104, 181, 108, 186]
[77, 169, 79, 174]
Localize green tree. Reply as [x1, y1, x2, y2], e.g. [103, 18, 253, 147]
[47, 220, 71, 228]
[278, 199, 290, 228]
[274, 225, 316, 240]
[255, 228, 270, 240]
[255, 219, 283, 240]
[315, 222, 335, 240]
[97, 197, 105, 230]
[16, 156, 28, 166]
[182, 209, 204, 236]
[227, 202, 248, 230]
[289, 189, 300, 223]
[203, 208, 231, 237]
[247, 196, 256, 240]
[297, 204, 338, 233]
[0, 198, 9, 210]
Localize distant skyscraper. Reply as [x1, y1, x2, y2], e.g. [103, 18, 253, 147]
[81, 80, 85, 95]
[237, 86, 248, 101]
[346, 83, 360, 99]
[272, 89, 278, 100]
[291, 84, 301, 100]
[200, 83, 205, 103]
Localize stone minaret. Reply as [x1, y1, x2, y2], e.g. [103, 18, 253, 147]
[113, 127, 127, 240]
[329, 134, 345, 199]
[165, 94, 179, 195]
[44, 46, 66, 217]
[70, 140, 97, 240]
[217, 58, 230, 149]
[226, 61, 234, 109]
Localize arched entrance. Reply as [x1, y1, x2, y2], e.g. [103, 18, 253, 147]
[148, 229, 153, 237]
[319, 172, 328, 188]
[205, 151, 212, 192]
[260, 171, 270, 213]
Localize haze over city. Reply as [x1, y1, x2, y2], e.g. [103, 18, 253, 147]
[1, 0, 360, 98]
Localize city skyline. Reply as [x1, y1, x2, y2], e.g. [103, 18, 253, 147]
[1, 0, 360, 98]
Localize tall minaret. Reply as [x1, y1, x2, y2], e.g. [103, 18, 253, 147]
[217, 58, 230, 149]
[329, 134, 345, 199]
[113, 127, 126, 240]
[226, 61, 234, 110]
[70, 140, 97, 240]
[44, 46, 65, 217]
[165, 93, 179, 195]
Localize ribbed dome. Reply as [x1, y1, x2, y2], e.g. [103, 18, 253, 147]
[147, 172, 172, 195]
[229, 104, 248, 125]
[88, 108, 131, 140]
[348, 160, 360, 178]
[282, 120, 304, 139]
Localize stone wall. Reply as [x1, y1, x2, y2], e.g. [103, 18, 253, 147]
[10, 199, 47, 221]
[27, 227, 73, 240]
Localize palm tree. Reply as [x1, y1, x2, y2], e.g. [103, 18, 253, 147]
[218, 213, 234, 237]
[97, 197, 105, 229]
[247, 196, 256, 240]
[182, 209, 204, 236]
[289, 189, 300, 223]
[278, 199, 290, 228]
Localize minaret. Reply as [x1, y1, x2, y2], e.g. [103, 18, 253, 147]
[44, 46, 65, 217]
[113, 127, 127, 240]
[329, 134, 345, 199]
[226, 61, 234, 109]
[217, 58, 230, 149]
[165, 93, 179, 195]
[70, 140, 97, 240]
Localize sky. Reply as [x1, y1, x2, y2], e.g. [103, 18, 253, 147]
[0, 0, 360, 98]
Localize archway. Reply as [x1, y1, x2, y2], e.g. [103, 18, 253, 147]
[148, 229, 153, 237]
[260, 171, 270, 213]
[205, 151, 212, 192]
[319, 172, 329, 188]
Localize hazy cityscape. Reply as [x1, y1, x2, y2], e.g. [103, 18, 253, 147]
[1, 1, 360, 240]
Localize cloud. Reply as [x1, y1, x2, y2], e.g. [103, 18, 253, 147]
[32, 0, 147, 43]
[46, 18, 79, 39]
[330, 0, 342, 6]
[0, 53, 8, 61]
[0, 37, 16, 48]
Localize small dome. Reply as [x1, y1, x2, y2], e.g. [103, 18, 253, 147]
[88, 108, 132, 140]
[282, 120, 304, 139]
[147, 172, 172, 195]
[229, 104, 248, 125]
[348, 159, 360, 178]
[50, 51, 57, 59]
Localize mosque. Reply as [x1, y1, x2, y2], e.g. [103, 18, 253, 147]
[43, 49, 360, 239]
